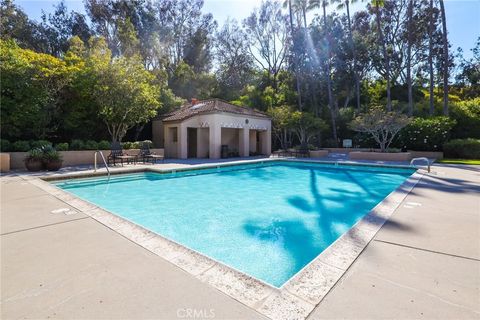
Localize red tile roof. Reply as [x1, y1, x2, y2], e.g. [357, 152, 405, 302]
[162, 99, 270, 122]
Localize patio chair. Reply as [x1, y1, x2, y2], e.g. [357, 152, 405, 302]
[139, 142, 164, 164]
[107, 142, 137, 166]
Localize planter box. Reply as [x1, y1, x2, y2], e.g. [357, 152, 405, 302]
[0, 153, 10, 172]
[324, 148, 370, 153]
[309, 150, 329, 158]
[8, 149, 165, 171]
[349, 151, 412, 162]
[409, 150, 443, 160]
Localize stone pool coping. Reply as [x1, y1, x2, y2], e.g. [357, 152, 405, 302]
[27, 159, 424, 320]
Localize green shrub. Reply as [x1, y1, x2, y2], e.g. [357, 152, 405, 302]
[443, 139, 480, 159]
[122, 141, 133, 149]
[30, 140, 52, 148]
[131, 141, 141, 149]
[55, 142, 69, 151]
[97, 140, 111, 150]
[25, 148, 44, 160]
[43, 149, 62, 161]
[97, 140, 110, 150]
[142, 140, 153, 148]
[12, 140, 31, 152]
[0, 139, 11, 152]
[397, 117, 456, 151]
[83, 140, 98, 150]
[450, 98, 480, 139]
[70, 139, 85, 150]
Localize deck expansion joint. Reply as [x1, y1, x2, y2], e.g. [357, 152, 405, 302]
[1, 216, 91, 236]
[373, 239, 480, 262]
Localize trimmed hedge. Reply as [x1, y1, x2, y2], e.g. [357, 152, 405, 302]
[55, 142, 69, 151]
[97, 140, 110, 150]
[1, 140, 155, 152]
[83, 140, 98, 150]
[12, 140, 30, 152]
[443, 139, 480, 159]
[397, 117, 456, 151]
[0, 139, 11, 152]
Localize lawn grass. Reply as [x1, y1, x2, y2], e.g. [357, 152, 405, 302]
[437, 159, 480, 165]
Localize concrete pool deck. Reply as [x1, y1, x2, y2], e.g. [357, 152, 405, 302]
[1, 160, 479, 319]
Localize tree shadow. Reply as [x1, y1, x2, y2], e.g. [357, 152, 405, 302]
[243, 218, 322, 272]
[416, 175, 480, 194]
[241, 167, 417, 274]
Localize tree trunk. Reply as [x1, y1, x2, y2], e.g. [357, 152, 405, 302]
[439, 0, 449, 115]
[428, 0, 435, 115]
[407, 0, 414, 116]
[289, 0, 303, 111]
[375, 4, 391, 111]
[134, 124, 145, 141]
[323, 2, 338, 145]
[346, 0, 361, 110]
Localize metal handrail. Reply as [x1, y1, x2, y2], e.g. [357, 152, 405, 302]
[94, 151, 110, 177]
[410, 157, 430, 173]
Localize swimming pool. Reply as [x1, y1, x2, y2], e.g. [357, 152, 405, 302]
[54, 161, 415, 287]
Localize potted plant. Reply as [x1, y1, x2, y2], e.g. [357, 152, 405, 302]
[24, 148, 45, 171]
[43, 148, 63, 171]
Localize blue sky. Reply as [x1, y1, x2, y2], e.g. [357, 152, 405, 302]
[16, 0, 480, 59]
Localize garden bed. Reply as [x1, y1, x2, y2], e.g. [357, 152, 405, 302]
[309, 150, 329, 158]
[349, 151, 412, 162]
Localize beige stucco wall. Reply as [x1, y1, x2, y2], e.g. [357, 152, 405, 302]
[163, 112, 271, 159]
[197, 128, 209, 158]
[221, 128, 240, 151]
[8, 149, 164, 170]
[151, 120, 164, 148]
[249, 131, 257, 153]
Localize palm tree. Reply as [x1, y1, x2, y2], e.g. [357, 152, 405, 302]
[331, 0, 362, 110]
[428, 0, 435, 115]
[371, 0, 392, 111]
[406, 0, 415, 116]
[284, 0, 310, 28]
[283, 0, 303, 110]
[439, 0, 449, 115]
[309, 0, 338, 145]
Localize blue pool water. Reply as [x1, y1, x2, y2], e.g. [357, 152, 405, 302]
[55, 161, 414, 287]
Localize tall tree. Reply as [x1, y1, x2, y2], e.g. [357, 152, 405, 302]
[40, 1, 92, 57]
[283, 0, 303, 110]
[406, 0, 414, 115]
[90, 54, 162, 142]
[243, 0, 289, 91]
[214, 19, 253, 100]
[332, 0, 362, 110]
[428, 0, 435, 115]
[371, 0, 392, 111]
[438, 0, 449, 115]
[154, 0, 217, 75]
[309, 0, 338, 145]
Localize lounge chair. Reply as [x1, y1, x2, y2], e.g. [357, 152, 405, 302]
[107, 142, 136, 166]
[139, 143, 164, 164]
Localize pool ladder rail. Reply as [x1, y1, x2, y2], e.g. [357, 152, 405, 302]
[94, 151, 111, 178]
[410, 157, 431, 173]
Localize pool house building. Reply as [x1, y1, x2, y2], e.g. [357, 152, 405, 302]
[152, 99, 272, 159]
